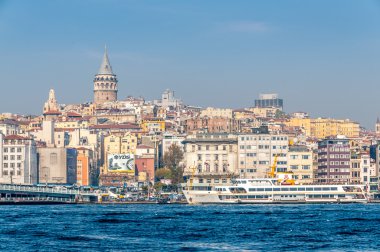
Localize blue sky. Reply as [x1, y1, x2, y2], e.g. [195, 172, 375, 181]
[0, 0, 379, 128]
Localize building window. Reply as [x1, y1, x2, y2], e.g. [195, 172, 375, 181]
[4, 148, 8, 153]
[197, 155, 202, 161]
[197, 164, 202, 173]
[223, 163, 228, 172]
[3, 163, 8, 168]
[17, 155, 21, 160]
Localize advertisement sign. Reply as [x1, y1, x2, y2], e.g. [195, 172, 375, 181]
[107, 154, 135, 173]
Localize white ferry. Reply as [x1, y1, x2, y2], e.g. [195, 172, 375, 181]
[182, 178, 368, 204]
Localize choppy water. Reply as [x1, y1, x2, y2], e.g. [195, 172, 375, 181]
[0, 204, 379, 251]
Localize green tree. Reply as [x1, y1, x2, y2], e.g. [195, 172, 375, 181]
[155, 168, 172, 180]
[163, 144, 184, 187]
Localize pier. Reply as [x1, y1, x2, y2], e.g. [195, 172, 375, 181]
[0, 184, 98, 204]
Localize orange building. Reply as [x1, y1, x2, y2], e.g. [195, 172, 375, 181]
[76, 147, 93, 186]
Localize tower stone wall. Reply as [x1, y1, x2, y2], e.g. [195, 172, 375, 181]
[93, 47, 118, 104]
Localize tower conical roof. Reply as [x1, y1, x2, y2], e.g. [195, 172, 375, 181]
[98, 46, 114, 75]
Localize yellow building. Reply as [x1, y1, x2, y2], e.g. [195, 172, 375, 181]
[287, 145, 313, 184]
[100, 132, 138, 186]
[104, 132, 137, 156]
[286, 118, 311, 136]
[55, 120, 89, 129]
[285, 118, 359, 139]
[141, 119, 165, 133]
[247, 107, 278, 118]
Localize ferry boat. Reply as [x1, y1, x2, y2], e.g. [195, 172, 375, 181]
[182, 178, 368, 204]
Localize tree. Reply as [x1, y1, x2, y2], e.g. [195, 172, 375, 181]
[155, 168, 172, 180]
[163, 144, 184, 186]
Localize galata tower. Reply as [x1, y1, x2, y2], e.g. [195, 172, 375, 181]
[93, 46, 118, 104]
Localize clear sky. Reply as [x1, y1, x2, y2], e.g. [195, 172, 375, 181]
[0, 0, 379, 128]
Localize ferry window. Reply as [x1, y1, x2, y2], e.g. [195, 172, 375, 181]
[330, 187, 338, 190]
[199, 179, 204, 183]
[265, 188, 272, 191]
[290, 188, 297, 191]
[214, 179, 219, 183]
[273, 188, 280, 191]
[298, 188, 305, 191]
[223, 188, 227, 191]
[322, 188, 330, 191]
[249, 188, 256, 192]
[222, 179, 227, 183]
[314, 187, 322, 191]
[306, 188, 313, 191]
[257, 188, 264, 191]
[207, 179, 211, 183]
[281, 188, 289, 191]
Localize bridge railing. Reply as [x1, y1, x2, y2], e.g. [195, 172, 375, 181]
[0, 184, 82, 195]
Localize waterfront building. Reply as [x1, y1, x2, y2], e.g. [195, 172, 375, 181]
[0, 134, 38, 184]
[37, 147, 77, 184]
[287, 145, 313, 184]
[76, 147, 94, 186]
[316, 137, 350, 183]
[100, 133, 137, 186]
[183, 133, 238, 183]
[238, 127, 289, 178]
[135, 156, 155, 183]
[254, 93, 283, 111]
[93, 47, 118, 104]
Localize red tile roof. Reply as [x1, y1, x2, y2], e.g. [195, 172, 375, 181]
[4, 135, 31, 140]
[89, 124, 141, 130]
[43, 110, 61, 115]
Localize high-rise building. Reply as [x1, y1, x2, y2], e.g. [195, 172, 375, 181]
[316, 138, 350, 183]
[93, 46, 118, 104]
[254, 93, 283, 111]
[0, 134, 38, 184]
[238, 127, 288, 178]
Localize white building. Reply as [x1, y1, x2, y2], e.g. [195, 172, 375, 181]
[183, 133, 238, 183]
[153, 89, 183, 108]
[0, 134, 38, 184]
[162, 133, 185, 157]
[0, 120, 20, 136]
[238, 129, 288, 178]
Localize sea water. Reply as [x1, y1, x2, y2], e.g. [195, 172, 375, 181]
[0, 204, 379, 251]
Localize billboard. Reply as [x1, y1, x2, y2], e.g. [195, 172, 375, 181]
[107, 154, 135, 173]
